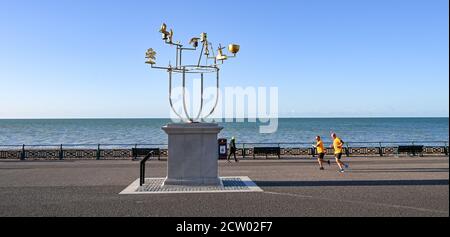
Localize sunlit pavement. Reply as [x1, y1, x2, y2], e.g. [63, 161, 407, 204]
[0, 156, 448, 217]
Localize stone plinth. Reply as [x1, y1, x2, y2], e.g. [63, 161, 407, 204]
[162, 123, 223, 186]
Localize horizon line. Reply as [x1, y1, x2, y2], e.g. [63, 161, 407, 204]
[0, 116, 448, 120]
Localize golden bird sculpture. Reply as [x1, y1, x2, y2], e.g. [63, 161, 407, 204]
[159, 23, 167, 33]
[200, 32, 207, 42]
[159, 23, 169, 40]
[168, 29, 174, 43]
[189, 37, 200, 47]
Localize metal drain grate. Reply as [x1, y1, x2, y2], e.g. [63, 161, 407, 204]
[120, 176, 263, 194]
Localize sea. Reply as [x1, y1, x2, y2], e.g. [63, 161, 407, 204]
[0, 118, 448, 147]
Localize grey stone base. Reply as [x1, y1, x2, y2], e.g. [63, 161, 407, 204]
[119, 176, 263, 194]
[162, 123, 223, 187]
[163, 177, 221, 186]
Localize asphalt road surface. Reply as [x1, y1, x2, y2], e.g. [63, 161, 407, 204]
[0, 156, 448, 217]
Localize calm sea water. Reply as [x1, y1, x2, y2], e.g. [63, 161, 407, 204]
[0, 118, 448, 146]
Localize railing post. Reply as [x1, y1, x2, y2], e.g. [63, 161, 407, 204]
[20, 144, 25, 160]
[96, 144, 101, 160]
[379, 142, 383, 157]
[158, 147, 161, 161]
[443, 142, 448, 156]
[278, 143, 281, 159]
[242, 143, 246, 159]
[133, 144, 138, 160]
[59, 144, 64, 160]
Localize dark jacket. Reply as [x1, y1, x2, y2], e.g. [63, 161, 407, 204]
[230, 140, 236, 152]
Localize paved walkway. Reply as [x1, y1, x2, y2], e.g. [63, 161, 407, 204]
[0, 156, 448, 216]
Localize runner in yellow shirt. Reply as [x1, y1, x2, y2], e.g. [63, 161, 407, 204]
[331, 133, 349, 173]
[313, 136, 330, 170]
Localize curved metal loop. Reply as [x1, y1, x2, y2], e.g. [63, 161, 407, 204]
[182, 67, 194, 122]
[194, 73, 204, 121]
[169, 68, 219, 123]
[203, 68, 220, 121]
[168, 69, 186, 122]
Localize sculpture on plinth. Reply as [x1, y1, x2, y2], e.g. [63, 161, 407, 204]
[146, 23, 240, 186]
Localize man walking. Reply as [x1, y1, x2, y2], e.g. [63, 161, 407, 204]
[313, 136, 330, 170]
[331, 133, 349, 173]
[227, 137, 238, 163]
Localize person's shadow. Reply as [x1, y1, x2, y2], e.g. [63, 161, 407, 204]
[255, 179, 449, 187]
[350, 167, 449, 173]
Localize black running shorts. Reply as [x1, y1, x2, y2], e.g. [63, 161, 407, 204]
[318, 153, 325, 159]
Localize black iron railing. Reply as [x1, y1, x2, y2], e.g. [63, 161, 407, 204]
[0, 141, 448, 160]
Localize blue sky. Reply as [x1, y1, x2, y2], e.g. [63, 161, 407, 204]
[0, 0, 448, 118]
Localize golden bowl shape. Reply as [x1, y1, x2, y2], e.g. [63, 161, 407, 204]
[228, 44, 240, 54]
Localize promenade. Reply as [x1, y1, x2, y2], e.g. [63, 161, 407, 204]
[0, 156, 448, 217]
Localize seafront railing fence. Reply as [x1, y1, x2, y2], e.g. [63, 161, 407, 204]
[235, 141, 449, 158]
[0, 141, 448, 160]
[0, 144, 168, 160]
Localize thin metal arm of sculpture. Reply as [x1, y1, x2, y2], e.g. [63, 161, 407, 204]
[151, 65, 171, 70]
[177, 46, 197, 68]
[197, 43, 205, 66]
[165, 40, 182, 47]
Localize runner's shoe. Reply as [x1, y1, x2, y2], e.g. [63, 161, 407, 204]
[339, 169, 345, 173]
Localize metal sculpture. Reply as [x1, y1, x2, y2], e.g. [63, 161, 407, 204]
[146, 23, 240, 123]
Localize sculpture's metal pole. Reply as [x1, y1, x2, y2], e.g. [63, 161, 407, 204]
[168, 69, 185, 122]
[204, 68, 220, 120]
[176, 47, 179, 68]
[197, 44, 204, 66]
[179, 47, 182, 68]
[182, 67, 194, 122]
[194, 73, 204, 121]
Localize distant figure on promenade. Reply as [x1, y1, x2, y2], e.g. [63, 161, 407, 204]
[313, 136, 330, 170]
[331, 133, 349, 173]
[228, 137, 238, 163]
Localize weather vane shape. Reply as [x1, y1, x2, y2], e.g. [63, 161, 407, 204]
[146, 23, 240, 123]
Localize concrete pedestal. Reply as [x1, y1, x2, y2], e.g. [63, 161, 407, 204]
[162, 123, 223, 186]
